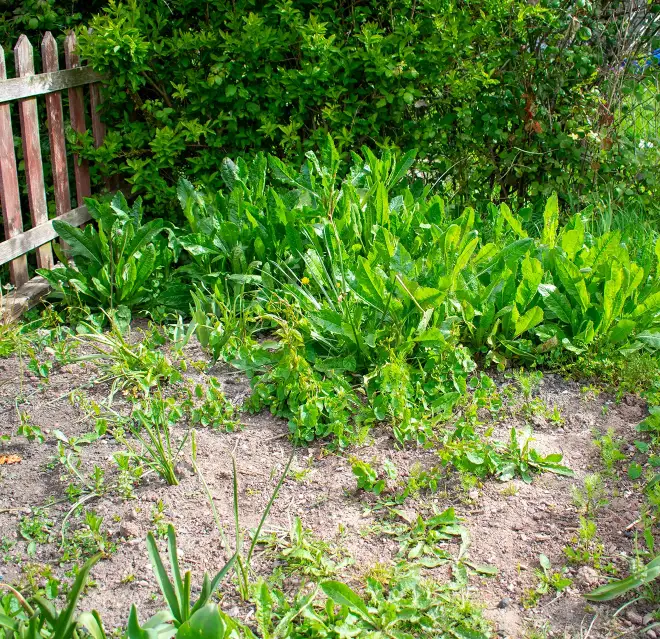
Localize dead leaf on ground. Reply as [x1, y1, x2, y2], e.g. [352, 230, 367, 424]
[0, 454, 22, 465]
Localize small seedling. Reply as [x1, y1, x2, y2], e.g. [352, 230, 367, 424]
[19, 509, 53, 557]
[129, 396, 188, 486]
[514, 369, 542, 397]
[27, 354, 52, 381]
[522, 554, 572, 609]
[547, 405, 564, 425]
[151, 500, 170, 538]
[61, 511, 116, 561]
[262, 516, 353, 578]
[501, 483, 519, 497]
[351, 457, 397, 495]
[113, 452, 144, 499]
[563, 516, 612, 571]
[572, 474, 608, 518]
[594, 428, 626, 472]
[16, 410, 45, 444]
[191, 379, 240, 432]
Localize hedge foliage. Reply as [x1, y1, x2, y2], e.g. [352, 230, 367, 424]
[2, 0, 660, 216]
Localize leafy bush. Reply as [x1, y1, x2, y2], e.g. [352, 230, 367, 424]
[0, 0, 103, 42]
[73, 0, 660, 214]
[38, 193, 180, 321]
[166, 140, 660, 446]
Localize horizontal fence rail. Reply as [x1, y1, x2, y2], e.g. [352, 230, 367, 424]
[0, 31, 104, 319]
[0, 66, 102, 104]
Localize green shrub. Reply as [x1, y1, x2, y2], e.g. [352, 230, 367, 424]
[73, 0, 660, 215]
[175, 141, 660, 446]
[37, 192, 183, 322]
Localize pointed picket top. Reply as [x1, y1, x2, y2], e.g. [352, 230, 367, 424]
[41, 32, 59, 71]
[14, 34, 35, 76]
[64, 32, 80, 68]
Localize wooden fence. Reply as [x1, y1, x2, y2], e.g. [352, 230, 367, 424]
[0, 31, 103, 318]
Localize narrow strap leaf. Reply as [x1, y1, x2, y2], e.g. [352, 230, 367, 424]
[146, 532, 182, 622]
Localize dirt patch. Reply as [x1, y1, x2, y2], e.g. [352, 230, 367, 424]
[0, 336, 655, 638]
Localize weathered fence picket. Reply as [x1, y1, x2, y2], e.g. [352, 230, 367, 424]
[0, 31, 103, 318]
[15, 35, 53, 271]
[0, 46, 29, 291]
[64, 33, 92, 205]
[42, 33, 72, 219]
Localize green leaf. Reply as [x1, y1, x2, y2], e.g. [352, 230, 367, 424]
[320, 581, 374, 624]
[478, 239, 533, 276]
[585, 556, 660, 601]
[124, 219, 165, 263]
[53, 221, 102, 266]
[52, 554, 101, 638]
[541, 193, 559, 248]
[514, 306, 543, 337]
[608, 319, 636, 344]
[126, 606, 154, 639]
[588, 231, 622, 275]
[0, 615, 17, 633]
[166, 526, 185, 619]
[388, 150, 416, 186]
[602, 268, 624, 333]
[500, 203, 527, 238]
[414, 328, 447, 347]
[452, 235, 479, 282]
[177, 605, 228, 639]
[127, 244, 156, 299]
[560, 229, 583, 260]
[146, 532, 182, 622]
[553, 253, 589, 313]
[205, 554, 237, 608]
[78, 611, 108, 639]
[255, 581, 273, 635]
[538, 284, 572, 325]
[637, 330, 660, 349]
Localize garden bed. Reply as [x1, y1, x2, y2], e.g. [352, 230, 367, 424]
[0, 327, 655, 638]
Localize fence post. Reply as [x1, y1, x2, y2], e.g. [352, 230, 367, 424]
[41, 32, 72, 220]
[0, 46, 29, 288]
[64, 32, 91, 206]
[14, 35, 54, 271]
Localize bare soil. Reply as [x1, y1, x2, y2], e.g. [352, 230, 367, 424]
[0, 332, 656, 638]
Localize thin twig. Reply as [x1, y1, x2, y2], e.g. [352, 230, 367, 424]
[583, 614, 598, 639]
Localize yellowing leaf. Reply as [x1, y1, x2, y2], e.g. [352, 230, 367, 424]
[542, 192, 559, 248]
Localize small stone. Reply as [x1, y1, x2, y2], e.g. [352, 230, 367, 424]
[497, 597, 511, 609]
[177, 460, 195, 476]
[468, 489, 479, 500]
[572, 412, 595, 428]
[575, 566, 600, 588]
[646, 631, 656, 639]
[119, 522, 141, 539]
[531, 414, 545, 428]
[512, 521, 524, 531]
[534, 533, 551, 541]
[625, 609, 644, 626]
[643, 615, 655, 626]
